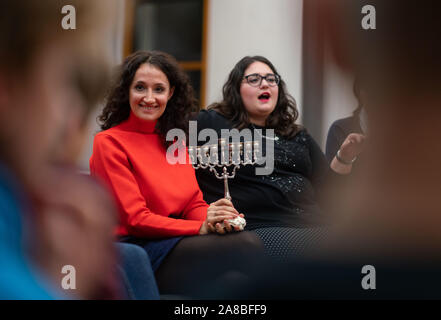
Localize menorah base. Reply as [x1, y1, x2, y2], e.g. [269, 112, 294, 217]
[220, 216, 246, 231]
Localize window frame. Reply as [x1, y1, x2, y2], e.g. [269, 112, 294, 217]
[123, 0, 209, 108]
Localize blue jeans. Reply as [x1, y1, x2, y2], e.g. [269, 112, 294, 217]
[116, 243, 160, 300]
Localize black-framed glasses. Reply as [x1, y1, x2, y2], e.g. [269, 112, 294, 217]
[243, 73, 280, 87]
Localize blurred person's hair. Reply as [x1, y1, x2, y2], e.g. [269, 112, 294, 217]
[0, 0, 111, 124]
[322, 0, 441, 98]
[208, 56, 301, 139]
[98, 50, 198, 147]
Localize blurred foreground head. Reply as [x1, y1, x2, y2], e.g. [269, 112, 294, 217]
[0, 0, 113, 183]
[311, 0, 441, 255]
[0, 0, 119, 299]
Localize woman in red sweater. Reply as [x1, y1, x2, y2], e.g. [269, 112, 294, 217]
[90, 51, 262, 297]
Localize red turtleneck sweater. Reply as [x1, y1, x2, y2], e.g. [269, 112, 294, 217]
[90, 112, 207, 239]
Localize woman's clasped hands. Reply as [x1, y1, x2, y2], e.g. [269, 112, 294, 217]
[199, 198, 245, 235]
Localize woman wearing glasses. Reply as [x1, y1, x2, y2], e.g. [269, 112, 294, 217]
[196, 56, 364, 260]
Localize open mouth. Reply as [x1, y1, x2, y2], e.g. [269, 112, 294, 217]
[258, 92, 271, 101]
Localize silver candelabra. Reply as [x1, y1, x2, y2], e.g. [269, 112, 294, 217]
[188, 139, 260, 201]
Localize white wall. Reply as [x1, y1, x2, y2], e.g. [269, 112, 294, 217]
[320, 53, 357, 148]
[206, 0, 304, 115]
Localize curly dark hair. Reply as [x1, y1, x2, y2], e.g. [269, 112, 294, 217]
[98, 50, 198, 147]
[208, 56, 301, 139]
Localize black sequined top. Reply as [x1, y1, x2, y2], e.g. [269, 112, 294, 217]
[195, 110, 335, 229]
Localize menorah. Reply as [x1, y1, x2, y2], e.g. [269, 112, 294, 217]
[188, 139, 261, 201]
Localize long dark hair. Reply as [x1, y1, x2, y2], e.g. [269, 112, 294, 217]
[209, 56, 300, 138]
[98, 50, 197, 147]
